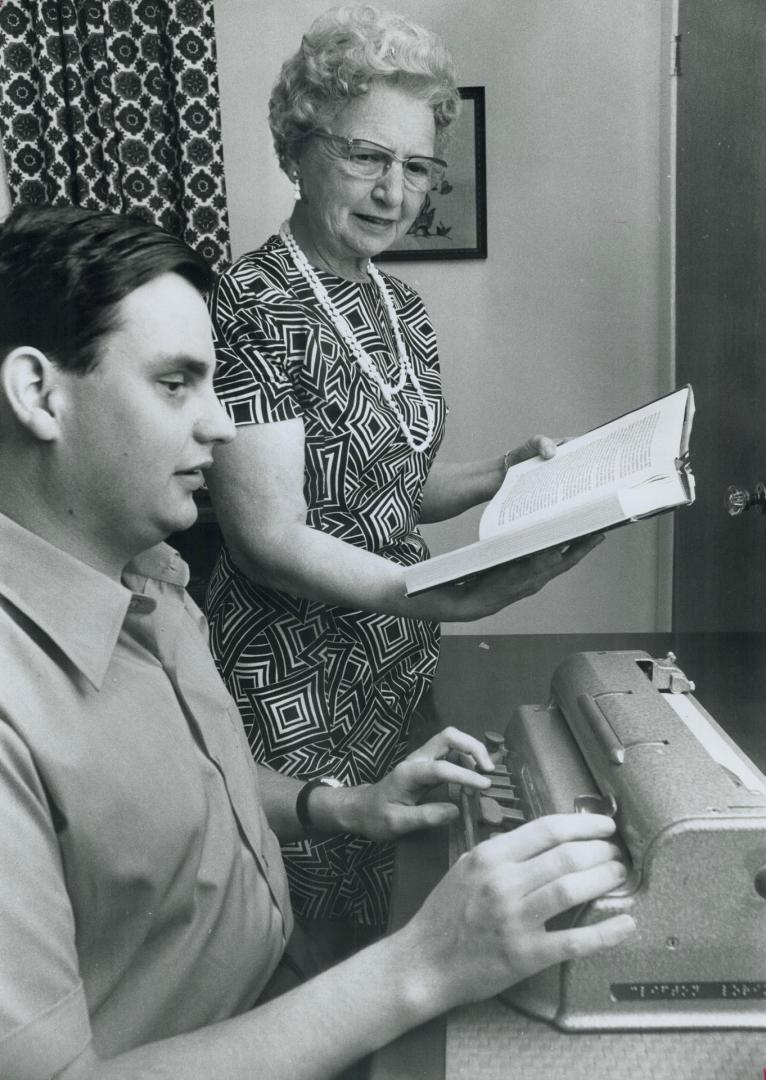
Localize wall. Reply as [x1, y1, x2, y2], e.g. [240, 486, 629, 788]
[0, 152, 10, 221]
[214, 0, 672, 632]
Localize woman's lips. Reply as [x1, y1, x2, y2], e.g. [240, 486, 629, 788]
[355, 213, 396, 227]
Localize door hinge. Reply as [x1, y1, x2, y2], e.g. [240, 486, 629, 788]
[671, 33, 682, 77]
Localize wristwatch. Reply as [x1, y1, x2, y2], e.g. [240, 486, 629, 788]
[295, 776, 344, 835]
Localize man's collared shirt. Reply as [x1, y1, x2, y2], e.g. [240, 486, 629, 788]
[0, 513, 293, 1080]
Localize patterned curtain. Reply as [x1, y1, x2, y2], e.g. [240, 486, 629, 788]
[0, 0, 230, 271]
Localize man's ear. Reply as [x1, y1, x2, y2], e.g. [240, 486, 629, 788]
[0, 346, 63, 441]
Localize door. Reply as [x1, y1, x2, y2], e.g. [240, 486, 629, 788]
[672, 0, 766, 630]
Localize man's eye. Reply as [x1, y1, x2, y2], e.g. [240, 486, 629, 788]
[405, 161, 430, 178]
[160, 377, 186, 393]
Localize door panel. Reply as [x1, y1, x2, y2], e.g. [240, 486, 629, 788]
[673, 0, 766, 629]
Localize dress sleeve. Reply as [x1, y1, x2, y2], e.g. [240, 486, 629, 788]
[0, 723, 92, 1080]
[209, 259, 305, 427]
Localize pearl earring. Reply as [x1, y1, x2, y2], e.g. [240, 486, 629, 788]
[291, 172, 302, 201]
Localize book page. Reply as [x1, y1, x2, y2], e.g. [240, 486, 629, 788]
[480, 388, 690, 540]
[404, 387, 694, 595]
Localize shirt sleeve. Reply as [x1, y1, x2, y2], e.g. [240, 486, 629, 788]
[209, 259, 306, 427]
[0, 722, 92, 1080]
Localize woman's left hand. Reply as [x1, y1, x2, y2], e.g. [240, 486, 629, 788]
[342, 727, 495, 841]
[502, 434, 561, 474]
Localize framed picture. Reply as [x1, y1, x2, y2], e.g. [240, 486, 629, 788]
[376, 86, 487, 262]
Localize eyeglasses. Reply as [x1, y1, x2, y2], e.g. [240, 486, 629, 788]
[311, 130, 447, 192]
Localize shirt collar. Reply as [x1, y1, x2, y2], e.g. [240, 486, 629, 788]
[0, 513, 188, 689]
[125, 542, 190, 591]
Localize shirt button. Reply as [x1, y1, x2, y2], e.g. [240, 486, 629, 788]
[129, 595, 156, 614]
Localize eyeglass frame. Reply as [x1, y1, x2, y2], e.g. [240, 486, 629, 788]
[308, 129, 448, 192]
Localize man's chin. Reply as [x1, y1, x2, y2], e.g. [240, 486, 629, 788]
[153, 501, 200, 544]
[167, 503, 200, 536]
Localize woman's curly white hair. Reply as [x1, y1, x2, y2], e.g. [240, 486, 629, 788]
[269, 5, 461, 172]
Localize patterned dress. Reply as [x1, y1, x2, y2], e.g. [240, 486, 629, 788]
[206, 234, 447, 927]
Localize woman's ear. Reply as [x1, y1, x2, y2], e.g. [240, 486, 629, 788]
[285, 152, 305, 201]
[0, 346, 62, 441]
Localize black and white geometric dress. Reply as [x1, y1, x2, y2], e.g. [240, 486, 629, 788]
[205, 234, 447, 926]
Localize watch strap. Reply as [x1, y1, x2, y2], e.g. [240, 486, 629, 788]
[295, 777, 342, 834]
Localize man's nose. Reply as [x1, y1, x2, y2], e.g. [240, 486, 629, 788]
[196, 388, 236, 445]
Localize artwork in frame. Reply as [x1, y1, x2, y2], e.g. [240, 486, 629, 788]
[376, 85, 487, 262]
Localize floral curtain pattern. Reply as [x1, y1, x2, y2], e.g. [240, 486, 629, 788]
[0, 0, 230, 271]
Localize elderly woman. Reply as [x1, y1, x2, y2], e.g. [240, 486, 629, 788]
[205, 5, 600, 939]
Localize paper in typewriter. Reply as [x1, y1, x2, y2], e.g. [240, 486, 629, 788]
[662, 691, 766, 796]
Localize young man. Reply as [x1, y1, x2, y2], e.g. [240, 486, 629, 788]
[0, 205, 635, 1080]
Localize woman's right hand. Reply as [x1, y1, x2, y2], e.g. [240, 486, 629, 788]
[405, 533, 605, 623]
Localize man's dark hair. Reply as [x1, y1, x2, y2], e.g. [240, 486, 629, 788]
[0, 205, 215, 373]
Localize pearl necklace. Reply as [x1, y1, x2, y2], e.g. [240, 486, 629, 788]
[279, 221, 436, 453]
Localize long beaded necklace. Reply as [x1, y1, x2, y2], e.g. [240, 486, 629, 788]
[279, 221, 436, 453]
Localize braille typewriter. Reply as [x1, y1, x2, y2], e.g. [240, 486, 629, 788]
[451, 650, 766, 1030]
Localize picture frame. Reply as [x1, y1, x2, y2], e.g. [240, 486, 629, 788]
[376, 85, 487, 262]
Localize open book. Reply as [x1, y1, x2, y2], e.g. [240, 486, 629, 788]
[403, 386, 695, 596]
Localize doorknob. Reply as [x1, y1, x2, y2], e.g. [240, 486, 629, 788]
[726, 482, 766, 516]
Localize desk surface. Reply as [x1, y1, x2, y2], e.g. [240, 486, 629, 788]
[370, 633, 766, 1080]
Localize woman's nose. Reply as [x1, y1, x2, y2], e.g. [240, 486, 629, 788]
[372, 163, 405, 205]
